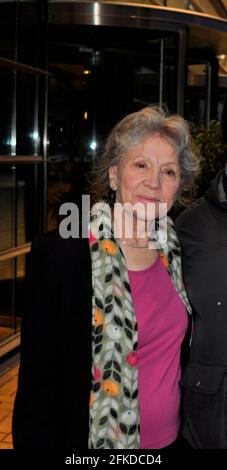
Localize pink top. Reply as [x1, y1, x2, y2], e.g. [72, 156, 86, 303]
[128, 255, 188, 449]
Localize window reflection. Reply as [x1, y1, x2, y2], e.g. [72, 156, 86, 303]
[47, 27, 179, 230]
[0, 165, 42, 251]
[0, 69, 14, 156]
[0, 258, 14, 342]
[0, 168, 16, 251]
[48, 28, 179, 164]
[17, 74, 40, 156]
[0, 253, 26, 344]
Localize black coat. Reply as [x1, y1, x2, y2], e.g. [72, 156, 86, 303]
[176, 171, 227, 364]
[13, 231, 92, 449]
[176, 170, 227, 448]
[13, 225, 191, 449]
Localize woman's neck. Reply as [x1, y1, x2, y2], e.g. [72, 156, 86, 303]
[113, 209, 153, 247]
[118, 240, 158, 271]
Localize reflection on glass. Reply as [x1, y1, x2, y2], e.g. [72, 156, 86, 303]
[0, 167, 16, 251]
[17, 73, 37, 155]
[0, 69, 14, 156]
[0, 253, 26, 344]
[17, 179, 26, 246]
[47, 28, 180, 232]
[0, 165, 42, 251]
[134, 66, 160, 109]
[0, 258, 14, 342]
[16, 253, 26, 333]
[0, 69, 44, 157]
[48, 28, 178, 166]
[185, 64, 208, 124]
[15, 164, 43, 243]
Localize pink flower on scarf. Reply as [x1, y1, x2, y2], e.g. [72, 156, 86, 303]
[94, 367, 101, 381]
[127, 352, 138, 367]
[89, 231, 97, 244]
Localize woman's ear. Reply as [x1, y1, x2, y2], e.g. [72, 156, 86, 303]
[109, 165, 118, 191]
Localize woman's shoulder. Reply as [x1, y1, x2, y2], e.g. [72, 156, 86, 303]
[31, 229, 90, 263]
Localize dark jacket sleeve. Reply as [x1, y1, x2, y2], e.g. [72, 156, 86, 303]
[12, 236, 59, 449]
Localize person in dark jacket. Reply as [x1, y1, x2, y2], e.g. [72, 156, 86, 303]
[176, 165, 227, 449]
[13, 106, 198, 449]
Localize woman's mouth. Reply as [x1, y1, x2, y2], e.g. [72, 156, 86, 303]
[136, 196, 160, 203]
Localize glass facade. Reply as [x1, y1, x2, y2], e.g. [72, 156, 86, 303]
[48, 28, 179, 162]
[46, 25, 184, 231]
[0, 253, 26, 344]
[0, 0, 227, 354]
[0, 0, 47, 355]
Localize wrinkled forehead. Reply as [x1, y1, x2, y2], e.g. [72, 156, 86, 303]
[119, 134, 179, 164]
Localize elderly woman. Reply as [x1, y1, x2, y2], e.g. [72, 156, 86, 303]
[13, 106, 198, 450]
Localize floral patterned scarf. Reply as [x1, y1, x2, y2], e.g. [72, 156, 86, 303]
[88, 206, 191, 449]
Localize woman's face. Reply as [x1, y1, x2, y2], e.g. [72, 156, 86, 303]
[109, 134, 181, 220]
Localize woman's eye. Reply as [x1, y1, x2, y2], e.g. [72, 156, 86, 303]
[162, 168, 176, 177]
[135, 162, 146, 169]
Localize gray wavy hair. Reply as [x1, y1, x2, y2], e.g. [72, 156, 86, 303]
[90, 106, 199, 206]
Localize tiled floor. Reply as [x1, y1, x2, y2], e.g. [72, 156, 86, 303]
[0, 363, 19, 449]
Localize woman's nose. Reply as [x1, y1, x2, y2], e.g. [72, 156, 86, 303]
[144, 169, 161, 187]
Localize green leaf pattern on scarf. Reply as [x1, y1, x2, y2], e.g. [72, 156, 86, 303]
[89, 211, 191, 449]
